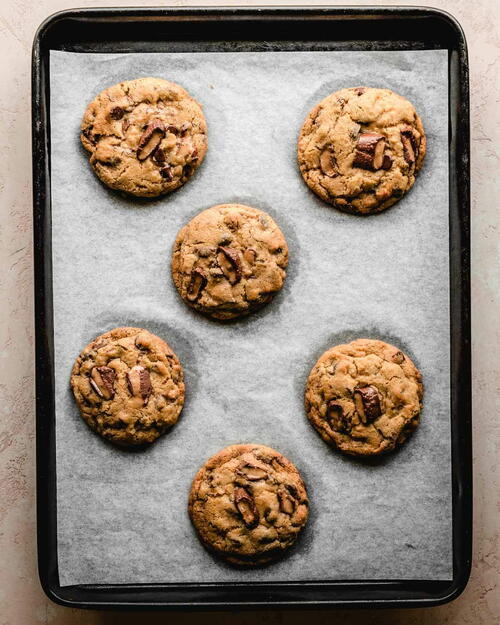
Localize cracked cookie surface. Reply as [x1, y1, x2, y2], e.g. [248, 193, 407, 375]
[81, 77, 207, 197]
[188, 444, 309, 566]
[70, 327, 185, 447]
[171, 204, 289, 320]
[298, 87, 426, 214]
[305, 339, 423, 456]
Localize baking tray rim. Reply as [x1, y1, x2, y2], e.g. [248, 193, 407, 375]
[32, 5, 471, 610]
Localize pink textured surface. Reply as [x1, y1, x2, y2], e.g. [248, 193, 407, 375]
[0, 1, 498, 623]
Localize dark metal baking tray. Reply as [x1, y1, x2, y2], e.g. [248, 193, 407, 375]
[32, 6, 471, 610]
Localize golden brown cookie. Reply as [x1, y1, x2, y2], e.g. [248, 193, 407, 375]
[298, 87, 426, 214]
[81, 77, 207, 197]
[305, 339, 423, 456]
[171, 204, 289, 320]
[70, 327, 185, 447]
[188, 444, 309, 566]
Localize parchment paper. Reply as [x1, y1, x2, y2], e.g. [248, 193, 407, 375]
[50, 49, 452, 586]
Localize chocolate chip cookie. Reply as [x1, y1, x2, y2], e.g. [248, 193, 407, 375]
[70, 327, 185, 447]
[305, 339, 423, 456]
[81, 77, 207, 197]
[188, 444, 309, 566]
[298, 87, 426, 214]
[171, 204, 289, 320]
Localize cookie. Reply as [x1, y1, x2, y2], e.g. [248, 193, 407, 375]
[305, 339, 423, 456]
[81, 77, 207, 197]
[70, 327, 185, 447]
[297, 87, 426, 214]
[171, 204, 289, 320]
[188, 444, 309, 566]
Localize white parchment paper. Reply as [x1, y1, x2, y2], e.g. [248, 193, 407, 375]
[50, 49, 452, 586]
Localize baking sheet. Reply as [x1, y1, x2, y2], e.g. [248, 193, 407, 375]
[50, 49, 452, 586]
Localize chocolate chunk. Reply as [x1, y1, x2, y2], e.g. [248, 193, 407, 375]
[110, 106, 124, 120]
[286, 484, 298, 499]
[320, 148, 338, 177]
[160, 166, 173, 181]
[401, 135, 414, 164]
[237, 463, 268, 481]
[153, 147, 166, 164]
[134, 336, 148, 351]
[186, 267, 207, 302]
[89, 366, 116, 400]
[166, 125, 179, 135]
[354, 87, 366, 96]
[400, 127, 419, 165]
[234, 487, 259, 528]
[217, 247, 242, 285]
[382, 154, 393, 170]
[182, 164, 194, 178]
[122, 119, 130, 133]
[126, 365, 152, 404]
[353, 132, 387, 170]
[82, 127, 94, 143]
[278, 486, 296, 515]
[353, 386, 382, 424]
[326, 400, 350, 432]
[137, 119, 165, 161]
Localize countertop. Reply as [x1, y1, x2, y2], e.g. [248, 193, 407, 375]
[0, 1, 498, 623]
